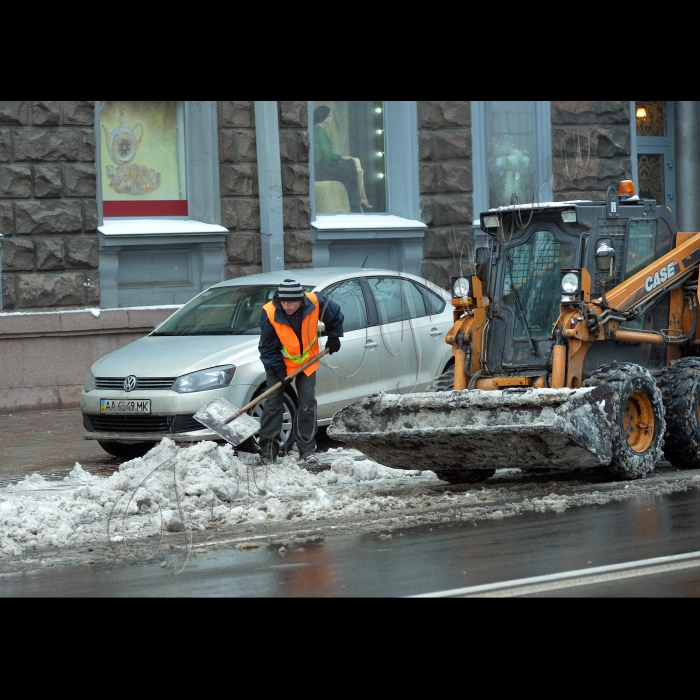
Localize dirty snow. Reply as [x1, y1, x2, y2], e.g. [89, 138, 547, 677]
[0, 439, 427, 557]
[1, 438, 699, 560]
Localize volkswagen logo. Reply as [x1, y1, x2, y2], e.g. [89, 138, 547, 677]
[123, 376, 137, 392]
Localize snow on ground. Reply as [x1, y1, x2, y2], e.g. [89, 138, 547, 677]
[3, 438, 700, 560]
[0, 439, 430, 557]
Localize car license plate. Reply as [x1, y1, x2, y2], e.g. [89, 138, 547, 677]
[100, 399, 151, 414]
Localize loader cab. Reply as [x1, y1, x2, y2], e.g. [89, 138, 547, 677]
[579, 189, 677, 376]
[480, 208, 586, 379]
[479, 188, 678, 381]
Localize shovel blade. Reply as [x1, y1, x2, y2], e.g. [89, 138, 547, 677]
[194, 398, 260, 447]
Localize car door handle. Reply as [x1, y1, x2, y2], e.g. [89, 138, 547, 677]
[429, 328, 442, 337]
[365, 340, 379, 348]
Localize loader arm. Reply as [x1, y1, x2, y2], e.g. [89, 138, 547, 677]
[593, 230, 700, 315]
[558, 231, 700, 387]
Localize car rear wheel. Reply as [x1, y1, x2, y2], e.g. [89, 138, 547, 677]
[427, 364, 455, 392]
[97, 440, 156, 459]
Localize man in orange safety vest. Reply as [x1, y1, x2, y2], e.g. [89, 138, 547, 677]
[258, 278, 344, 467]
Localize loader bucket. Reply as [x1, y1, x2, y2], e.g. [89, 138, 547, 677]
[327, 387, 614, 472]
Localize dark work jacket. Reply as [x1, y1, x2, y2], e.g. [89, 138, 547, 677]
[259, 292, 344, 376]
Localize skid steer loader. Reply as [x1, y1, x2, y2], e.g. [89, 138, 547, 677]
[329, 180, 700, 483]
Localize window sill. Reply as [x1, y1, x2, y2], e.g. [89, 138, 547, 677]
[312, 214, 426, 234]
[99, 218, 228, 240]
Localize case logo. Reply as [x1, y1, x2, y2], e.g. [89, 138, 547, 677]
[645, 261, 676, 292]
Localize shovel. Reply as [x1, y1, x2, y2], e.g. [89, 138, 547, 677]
[194, 348, 331, 447]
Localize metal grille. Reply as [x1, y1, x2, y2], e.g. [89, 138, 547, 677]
[172, 415, 205, 432]
[95, 377, 176, 390]
[84, 414, 201, 434]
[594, 224, 626, 296]
[504, 230, 574, 338]
[507, 237, 563, 285]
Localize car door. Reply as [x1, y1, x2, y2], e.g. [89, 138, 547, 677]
[365, 276, 446, 393]
[314, 278, 382, 419]
[412, 280, 453, 382]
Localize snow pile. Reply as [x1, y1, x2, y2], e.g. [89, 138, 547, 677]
[0, 439, 427, 558]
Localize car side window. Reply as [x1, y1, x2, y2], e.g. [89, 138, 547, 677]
[322, 280, 368, 332]
[416, 283, 446, 314]
[367, 277, 428, 324]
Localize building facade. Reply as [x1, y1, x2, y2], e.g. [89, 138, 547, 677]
[0, 100, 693, 411]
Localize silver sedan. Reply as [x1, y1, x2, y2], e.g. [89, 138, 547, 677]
[81, 268, 455, 458]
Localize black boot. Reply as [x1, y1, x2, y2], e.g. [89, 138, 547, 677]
[259, 440, 279, 464]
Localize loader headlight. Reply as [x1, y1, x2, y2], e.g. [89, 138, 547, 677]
[452, 277, 471, 298]
[172, 365, 236, 394]
[560, 270, 582, 303]
[561, 273, 580, 295]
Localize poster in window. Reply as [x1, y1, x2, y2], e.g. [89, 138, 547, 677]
[100, 101, 185, 209]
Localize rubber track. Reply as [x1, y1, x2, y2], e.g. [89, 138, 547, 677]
[583, 361, 665, 479]
[659, 357, 700, 468]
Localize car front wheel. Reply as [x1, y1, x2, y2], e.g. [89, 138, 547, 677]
[238, 387, 298, 455]
[97, 440, 156, 460]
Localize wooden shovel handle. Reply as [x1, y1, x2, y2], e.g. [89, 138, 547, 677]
[223, 347, 331, 424]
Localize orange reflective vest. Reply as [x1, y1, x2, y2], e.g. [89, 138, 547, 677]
[263, 293, 320, 376]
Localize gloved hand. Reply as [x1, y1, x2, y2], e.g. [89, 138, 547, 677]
[326, 337, 341, 355]
[272, 368, 287, 384]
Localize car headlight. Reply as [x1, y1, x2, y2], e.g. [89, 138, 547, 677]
[84, 371, 96, 392]
[561, 272, 580, 295]
[172, 365, 236, 394]
[452, 277, 471, 298]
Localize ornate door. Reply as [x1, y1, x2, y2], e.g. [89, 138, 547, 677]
[634, 101, 675, 209]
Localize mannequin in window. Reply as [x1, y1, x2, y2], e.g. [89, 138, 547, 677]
[313, 106, 373, 212]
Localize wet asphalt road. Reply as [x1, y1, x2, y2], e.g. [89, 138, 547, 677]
[3, 486, 700, 597]
[0, 409, 122, 487]
[2, 408, 700, 597]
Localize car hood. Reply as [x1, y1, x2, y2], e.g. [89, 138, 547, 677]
[92, 335, 260, 378]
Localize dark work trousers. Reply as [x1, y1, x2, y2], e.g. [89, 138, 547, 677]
[258, 371, 317, 458]
[314, 159, 361, 212]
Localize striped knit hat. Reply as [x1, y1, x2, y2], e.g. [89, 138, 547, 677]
[278, 279, 304, 300]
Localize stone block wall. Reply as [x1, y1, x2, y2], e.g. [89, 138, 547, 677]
[551, 101, 633, 201]
[417, 101, 473, 290]
[0, 101, 98, 310]
[218, 101, 312, 280]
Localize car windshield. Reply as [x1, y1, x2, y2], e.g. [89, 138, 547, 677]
[152, 284, 314, 336]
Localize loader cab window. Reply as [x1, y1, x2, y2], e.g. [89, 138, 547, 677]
[620, 220, 658, 331]
[625, 220, 657, 279]
[502, 229, 575, 339]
